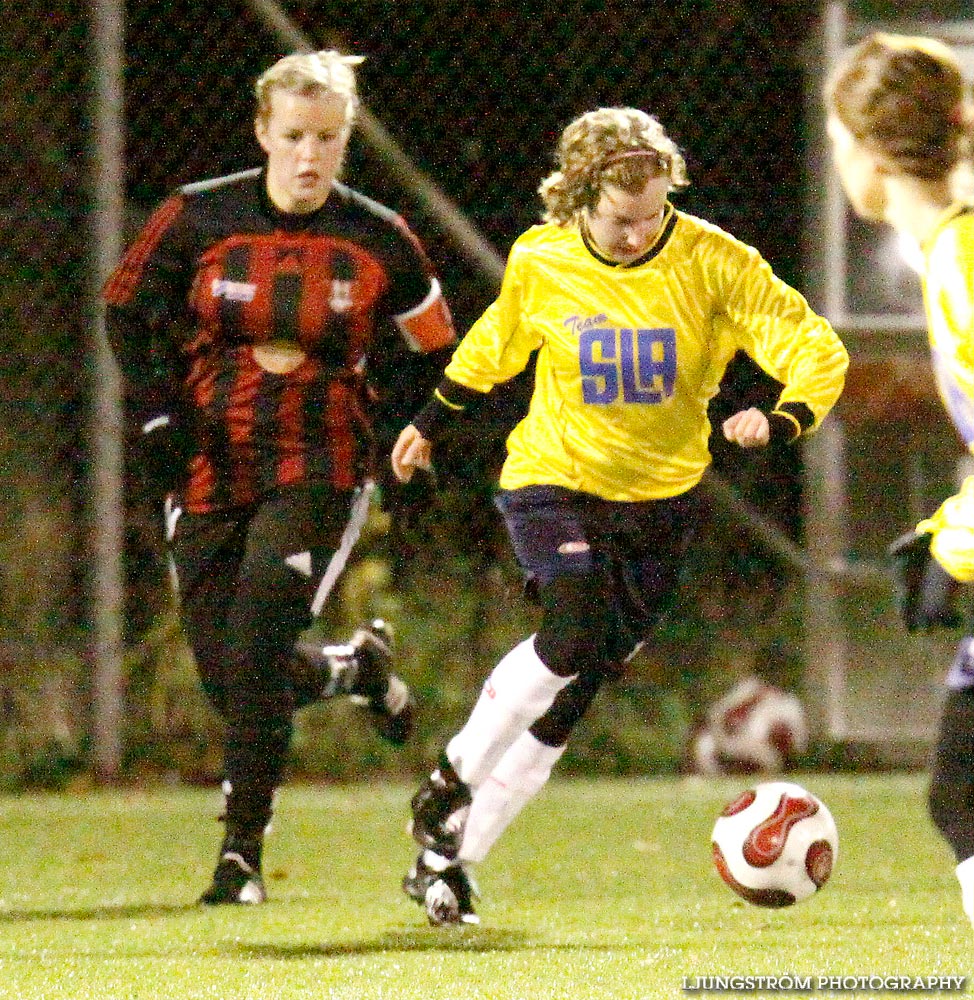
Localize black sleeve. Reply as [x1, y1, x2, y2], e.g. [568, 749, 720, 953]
[103, 193, 194, 432]
[367, 341, 456, 449]
[710, 352, 813, 445]
[412, 376, 488, 442]
[382, 212, 441, 318]
[768, 402, 815, 444]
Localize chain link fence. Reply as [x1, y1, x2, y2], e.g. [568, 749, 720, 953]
[0, 4, 89, 783]
[2, 0, 934, 782]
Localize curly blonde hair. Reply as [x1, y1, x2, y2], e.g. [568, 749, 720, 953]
[826, 32, 971, 181]
[539, 108, 689, 225]
[255, 50, 364, 130]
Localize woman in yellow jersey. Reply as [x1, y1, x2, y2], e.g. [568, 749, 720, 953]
[826, 32, 974, 931]
[392, 107, 848, 925]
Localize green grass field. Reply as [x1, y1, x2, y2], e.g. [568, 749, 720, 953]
[0, 774, 967, 999]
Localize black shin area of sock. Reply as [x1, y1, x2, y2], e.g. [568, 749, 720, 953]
[220, 830, 263, 870]
[222, 721, 292, 841]
[530, 667, 606, 747]
[533, 575, 613, 678]
[929, 689, 974, 861]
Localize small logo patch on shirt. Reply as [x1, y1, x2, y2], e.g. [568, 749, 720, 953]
[330, 279, 354, 313]
[211, 278, 257, 302]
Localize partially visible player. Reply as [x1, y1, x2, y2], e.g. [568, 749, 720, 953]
[391, 106, 848, 926]
[104, 50, 456, 904]
[826, 31, 974, 930]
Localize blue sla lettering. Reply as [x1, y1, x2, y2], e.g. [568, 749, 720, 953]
[579, 327, 676, 404]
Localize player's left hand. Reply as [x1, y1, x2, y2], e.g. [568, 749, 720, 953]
[888, 530, 963, 632]
[722, 407, 770, 448]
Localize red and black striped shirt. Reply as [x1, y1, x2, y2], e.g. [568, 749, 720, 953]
[104, 169, 456, 512]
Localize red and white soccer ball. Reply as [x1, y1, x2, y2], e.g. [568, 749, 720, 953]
[711, 781, 838, 908]
[691, 677, 809, 776]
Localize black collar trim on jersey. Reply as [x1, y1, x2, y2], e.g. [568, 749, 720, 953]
[937, 202, 974, 231]
[255, 171, 331, 231]
[581, 206, 678, 268]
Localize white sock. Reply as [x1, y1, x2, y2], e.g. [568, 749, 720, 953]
[458, 731, 566, 864]
[956, 855, 974, 925]
[420, 849, 455, 874]
[446, 636, 574, 788]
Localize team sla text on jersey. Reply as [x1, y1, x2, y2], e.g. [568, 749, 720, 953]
[440, 204, 848, 501]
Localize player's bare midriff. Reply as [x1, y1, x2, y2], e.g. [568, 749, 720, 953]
[252, 340, 306, 373]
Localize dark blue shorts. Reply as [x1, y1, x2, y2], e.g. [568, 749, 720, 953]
[494, 484, 699, 659]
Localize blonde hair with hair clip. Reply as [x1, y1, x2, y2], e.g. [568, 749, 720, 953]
[539, 108, 689, 225]
[255, 50, 364, 129]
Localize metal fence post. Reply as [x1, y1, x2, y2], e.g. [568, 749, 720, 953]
[88, 0, 127, 781]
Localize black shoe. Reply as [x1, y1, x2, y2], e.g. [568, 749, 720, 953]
[402, 850, 440, 903]
[409, 758, 472, 856]
[199, 851, 266, 905]
[294, 620, 414, 746]
[425, 863, 480, 926]
[349, 621, 415, 746]
[402, 853, 435, 904]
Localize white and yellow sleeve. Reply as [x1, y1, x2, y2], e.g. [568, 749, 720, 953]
[917, 475, 974, 583]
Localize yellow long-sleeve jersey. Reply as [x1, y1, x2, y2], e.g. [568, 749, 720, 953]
[443, 207, 848, 501]
[906, 204, 974, 581]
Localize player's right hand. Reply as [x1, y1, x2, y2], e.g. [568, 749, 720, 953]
[391, 424, 433, 483]
[127, 414, 192, 508]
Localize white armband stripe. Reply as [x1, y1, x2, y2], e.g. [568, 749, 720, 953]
[394, 277, 442, 325]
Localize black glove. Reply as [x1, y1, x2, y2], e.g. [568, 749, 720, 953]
[887, 530, 962, 632]
[125, 415, 194, 508]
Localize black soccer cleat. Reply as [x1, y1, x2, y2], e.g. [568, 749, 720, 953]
[424, 863, 480, 927]
[402, 851, 439, 904]
[403, 850, 480, 926]
[199, 851, 267, 906]
[409, 758, 472, 857]
[294, 619, 415, 746]
[347, 621, 415, 747]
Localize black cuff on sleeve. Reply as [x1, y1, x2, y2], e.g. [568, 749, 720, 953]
[412, 377, 486, 442]
[768, 402, 815, 443]
[125, 412, 193, 505]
